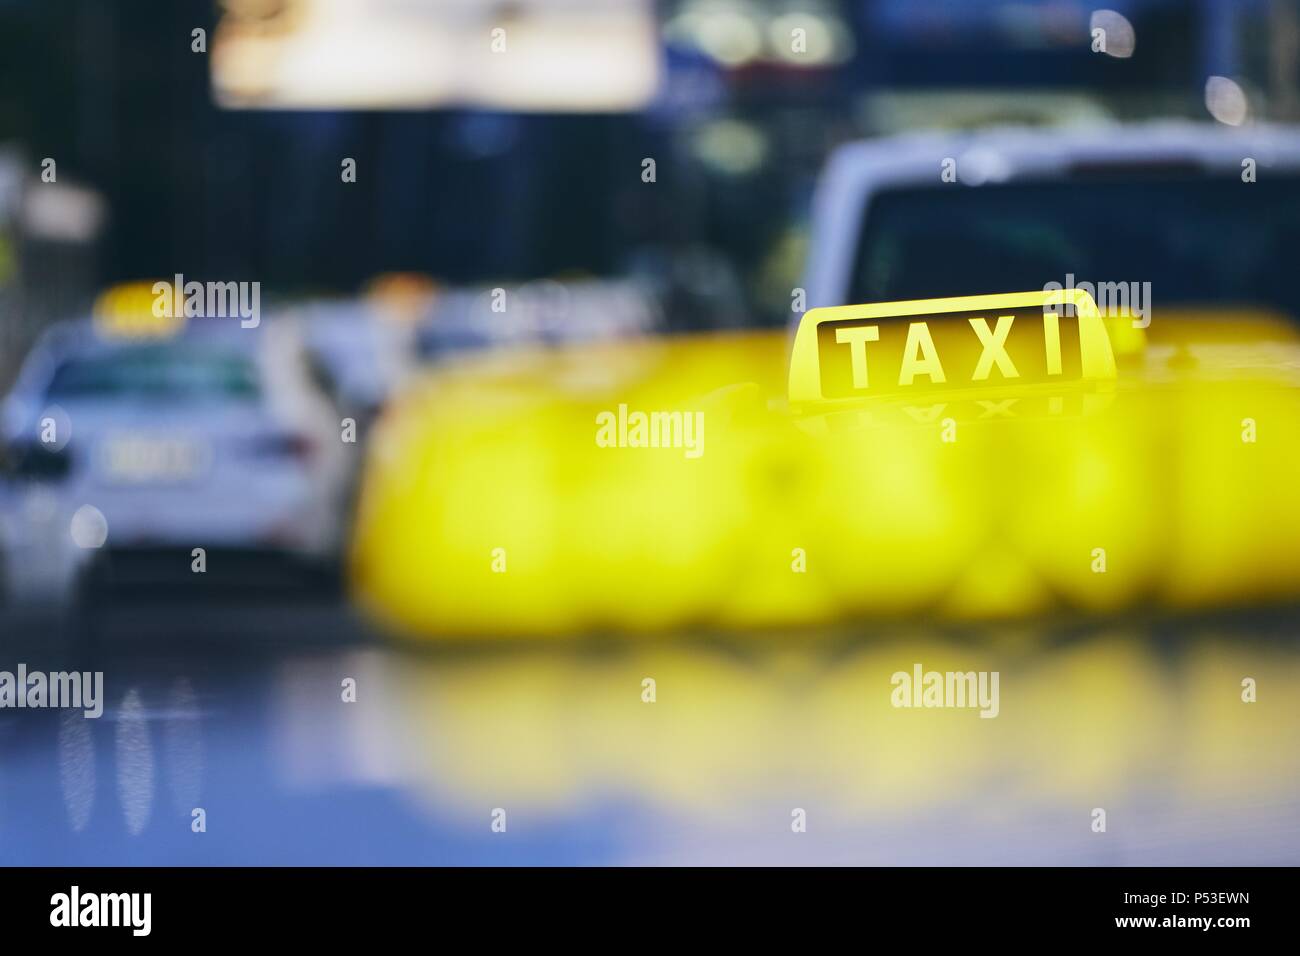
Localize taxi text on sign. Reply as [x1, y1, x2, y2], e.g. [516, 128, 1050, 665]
[788, 289, 1116, 405]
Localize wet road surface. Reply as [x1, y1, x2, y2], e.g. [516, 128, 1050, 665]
[2, 599, 1298, 865]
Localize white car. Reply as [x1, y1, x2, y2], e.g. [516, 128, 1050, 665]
[801, 120, 1300, 315]
[0, 314, 350, 605]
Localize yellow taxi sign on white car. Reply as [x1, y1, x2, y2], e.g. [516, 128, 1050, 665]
[93, 281, 186, 340]
[788, 288, 1116, 405]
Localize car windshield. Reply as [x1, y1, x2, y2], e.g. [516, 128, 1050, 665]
[850, 175, 1300, 318]
[45, 345, 261, 402]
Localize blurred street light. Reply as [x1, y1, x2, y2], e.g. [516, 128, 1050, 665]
[1089, 9, 1136, 59]
[1205, 75, 1250, 125]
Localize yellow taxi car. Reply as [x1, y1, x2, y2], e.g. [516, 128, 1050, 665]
[350, 123, 1300, 638]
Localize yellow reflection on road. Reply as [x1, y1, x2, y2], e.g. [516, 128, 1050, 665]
[275, 628, 1300, 863]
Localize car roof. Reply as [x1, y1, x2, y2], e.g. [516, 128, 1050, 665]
[804, 120, 1300, 308]
[823, 120, 1300, 181]
[33, 315, 268, 361]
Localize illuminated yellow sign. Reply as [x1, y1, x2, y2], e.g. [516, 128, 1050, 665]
[788, 289, 1116, 405]
[93, 281, 186, 339]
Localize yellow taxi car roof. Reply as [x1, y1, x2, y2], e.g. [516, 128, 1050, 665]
[350, 301, 1300, 639]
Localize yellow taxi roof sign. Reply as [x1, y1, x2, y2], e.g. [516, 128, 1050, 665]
[788, 289, 1115, 405]
[93, 280, 187, 340]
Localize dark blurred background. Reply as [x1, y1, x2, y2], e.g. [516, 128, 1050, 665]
[2, 0, 1297, 371]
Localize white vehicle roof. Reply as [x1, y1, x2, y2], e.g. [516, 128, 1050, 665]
[2, 314, 317, 445]
[804, 121, 1300, 309]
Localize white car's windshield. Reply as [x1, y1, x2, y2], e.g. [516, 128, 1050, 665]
[45, 345, 261, 403]
[851, 175, 1300, 315]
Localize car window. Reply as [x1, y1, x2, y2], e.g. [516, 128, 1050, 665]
[45, 345, 261, 402]
[849, 175, 1300, 317]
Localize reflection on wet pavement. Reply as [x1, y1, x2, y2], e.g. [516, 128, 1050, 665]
[2, 604, 1297, 865]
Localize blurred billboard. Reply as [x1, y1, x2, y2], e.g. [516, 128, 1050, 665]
[211, 0, 662, 111]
